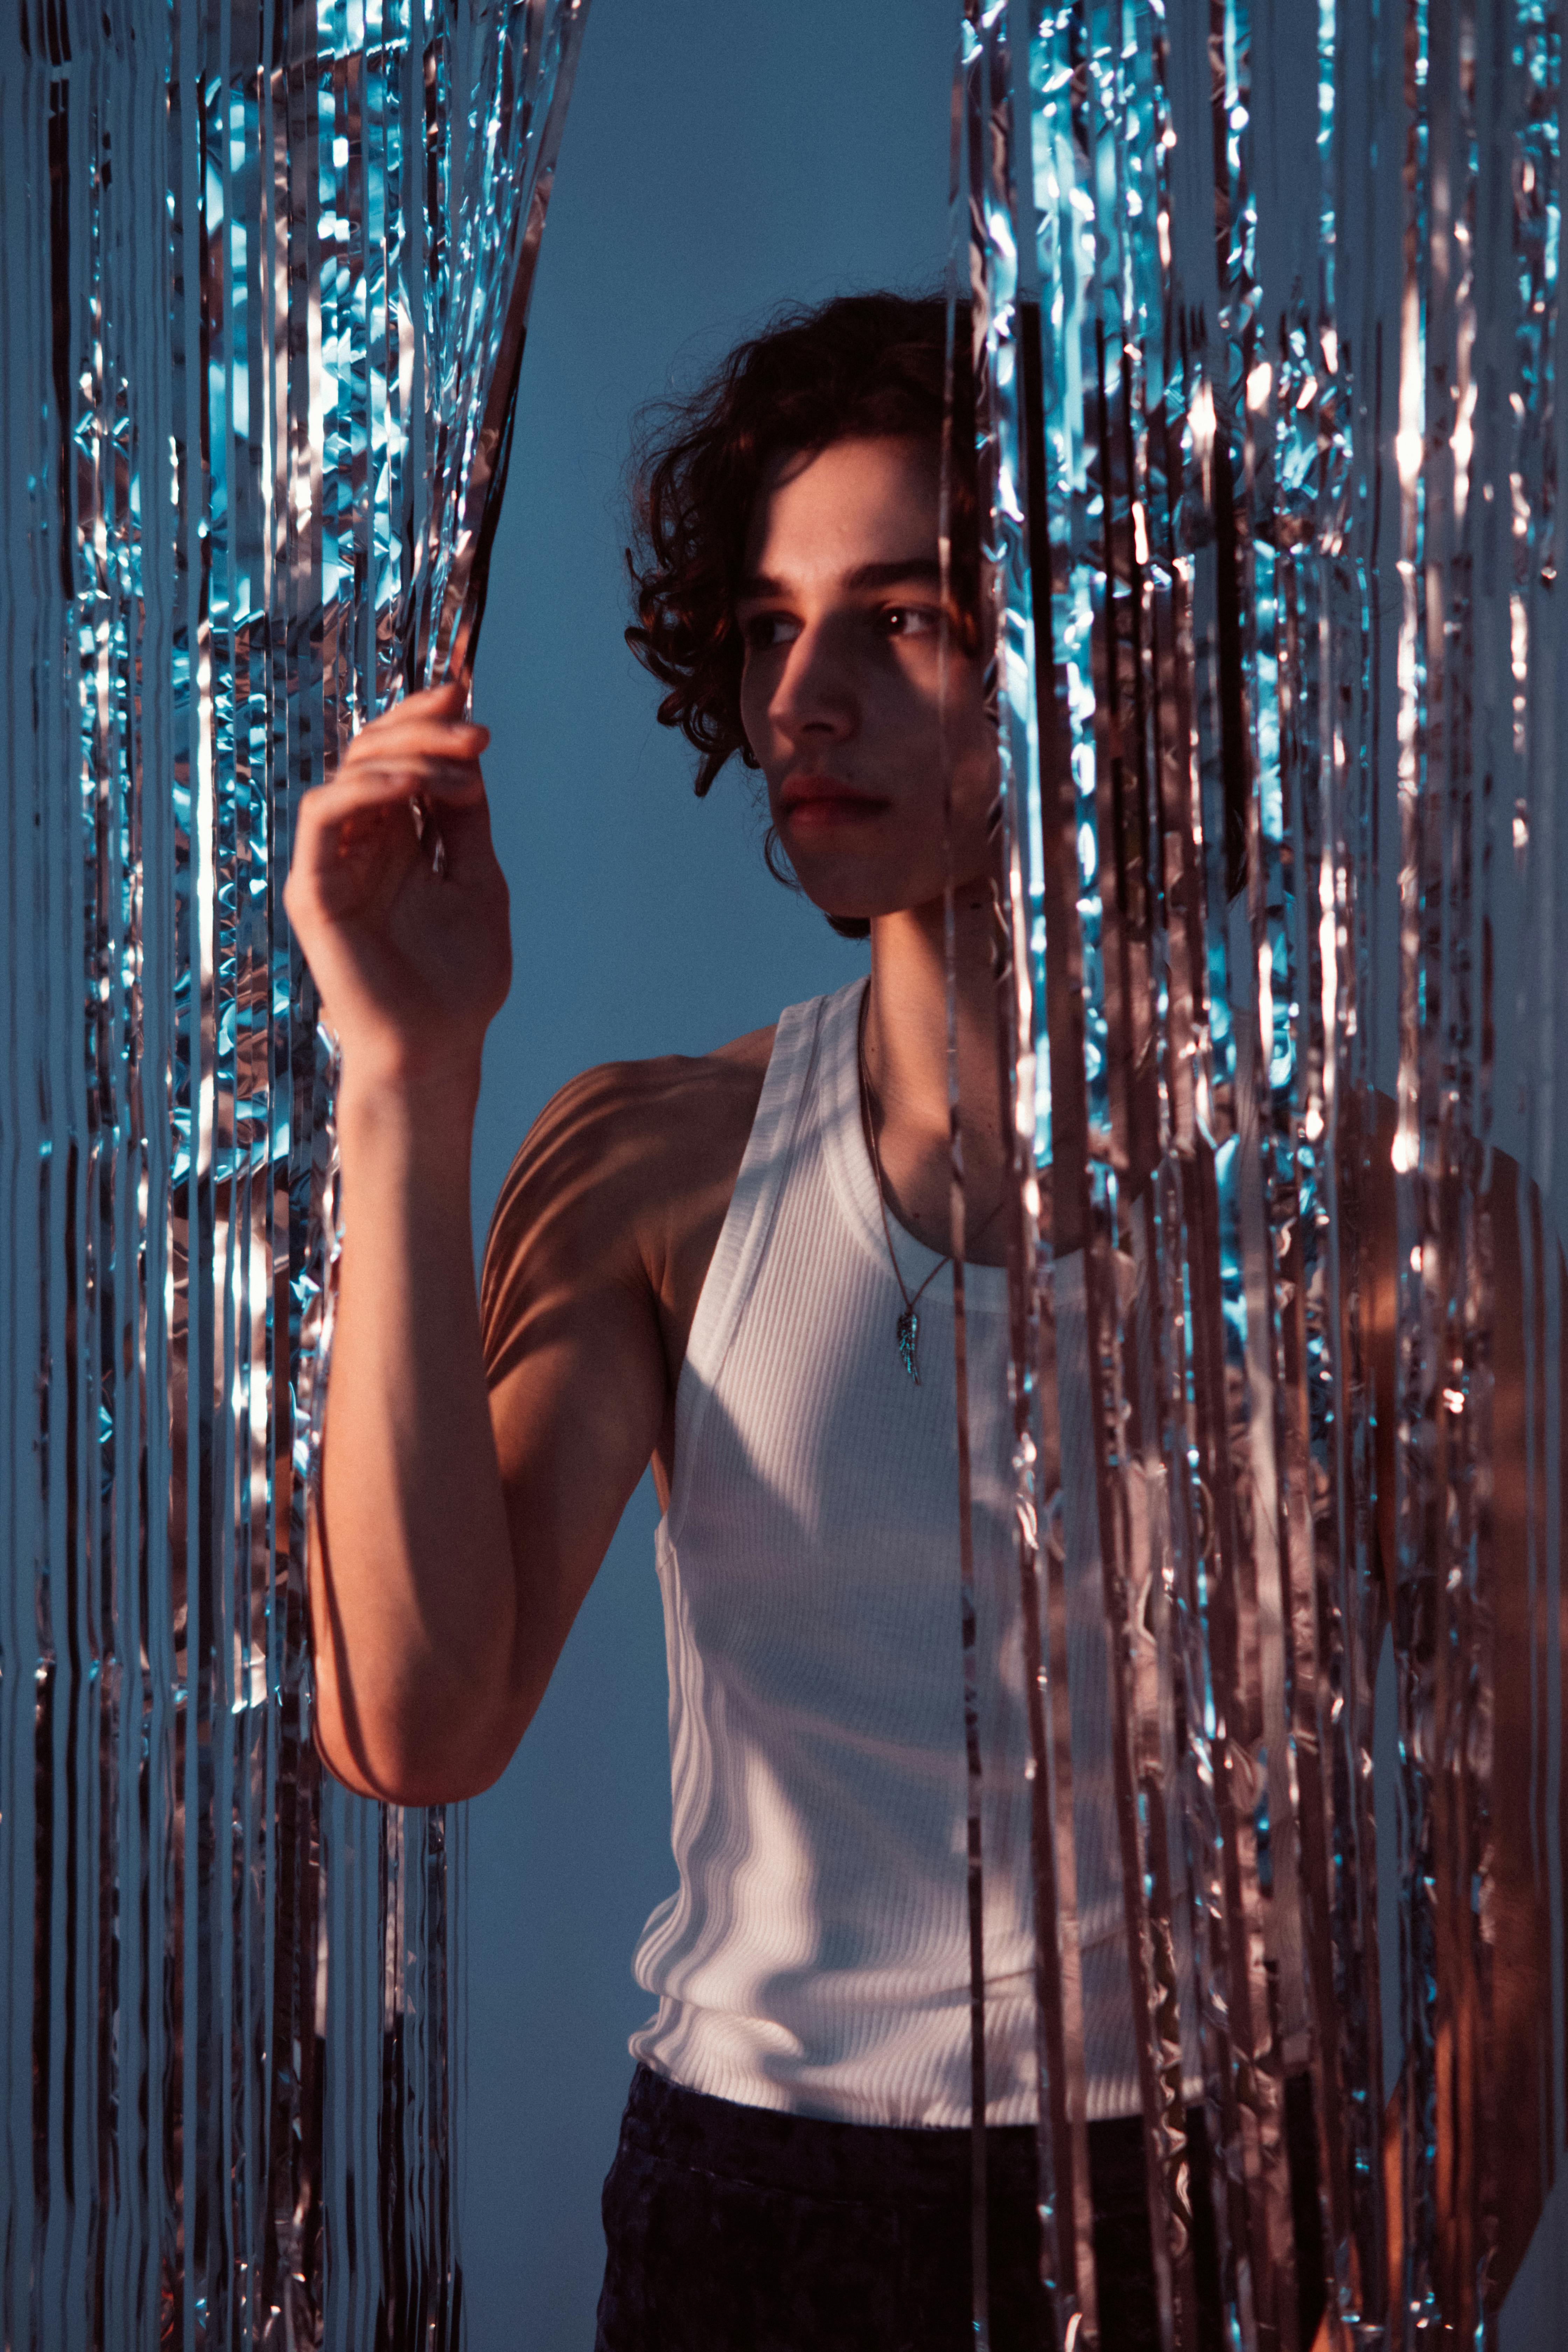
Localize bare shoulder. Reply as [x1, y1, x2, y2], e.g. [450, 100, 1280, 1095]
[479, 1023, 775, 1367]
[485, 1021, 774, 1232]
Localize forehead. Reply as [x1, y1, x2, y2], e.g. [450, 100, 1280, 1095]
[742, 435, 941, 583]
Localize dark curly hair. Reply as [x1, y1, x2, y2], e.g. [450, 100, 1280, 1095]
[625, 292, 978, 941]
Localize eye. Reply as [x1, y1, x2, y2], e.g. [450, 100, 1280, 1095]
[741, 611, 801, 652]
[881, 603, 941, 638]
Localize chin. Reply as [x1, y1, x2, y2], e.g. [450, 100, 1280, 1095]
[792, 861, 953, 929]
[803, 889, 895, 928]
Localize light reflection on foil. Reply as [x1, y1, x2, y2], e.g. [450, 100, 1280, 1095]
[1, 1, 584, 2341]
[964, 0, 1567, 2345]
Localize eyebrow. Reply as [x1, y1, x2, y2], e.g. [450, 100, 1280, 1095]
[736, 557, 944, 601]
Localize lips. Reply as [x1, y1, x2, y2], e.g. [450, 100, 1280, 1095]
[779, 775, 889, 826]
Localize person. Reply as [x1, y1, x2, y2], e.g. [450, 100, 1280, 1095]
[283, 294, 1354, 2350]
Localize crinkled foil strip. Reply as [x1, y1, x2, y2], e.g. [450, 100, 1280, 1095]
[961, 2, 1567, 2347]
[945, 44, 995, 2346]
[1388, 3, 1561, 2334]
[1, 2, 585, 2340]
[953, 20, 1104, 2351]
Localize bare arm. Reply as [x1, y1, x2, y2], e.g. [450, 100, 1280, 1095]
[285, 687, 668, 1805]
[310, 1067, 514, 1806]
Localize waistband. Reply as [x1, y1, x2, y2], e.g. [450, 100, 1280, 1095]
[618, 2064, 1156, 2214]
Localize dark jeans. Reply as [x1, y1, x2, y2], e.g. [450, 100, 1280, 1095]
[594, 2066, 1325, 2351]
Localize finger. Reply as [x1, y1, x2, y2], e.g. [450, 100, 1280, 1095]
[289, 791, 426, 881]
[290, 775, 492, 892]
[360, 690, 480, 733]
[306, 761, 486, 826]
[334, 758, 486, 800]
[344, 716, 490, 764]
[364, 682, 477, 733]
[403, 784, 501, 884]
[295, 769, 479, 844]
[390, 680, 467, 718]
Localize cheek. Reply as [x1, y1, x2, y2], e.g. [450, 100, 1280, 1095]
[946, 677, 996, 803]
[737, 660, 777, 764]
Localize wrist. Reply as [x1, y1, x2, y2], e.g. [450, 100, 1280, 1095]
[335, 1061, 482, 1165]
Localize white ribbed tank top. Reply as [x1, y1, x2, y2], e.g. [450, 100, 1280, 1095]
[629, 975, 1153, 2126]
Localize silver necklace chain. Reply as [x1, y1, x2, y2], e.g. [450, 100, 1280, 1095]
[856, 999, 1004, 1385]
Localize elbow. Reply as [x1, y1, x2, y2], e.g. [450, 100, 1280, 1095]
[312, 1687, 522, 1808]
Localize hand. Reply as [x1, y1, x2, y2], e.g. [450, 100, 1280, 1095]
[283, 683, 512, 1099]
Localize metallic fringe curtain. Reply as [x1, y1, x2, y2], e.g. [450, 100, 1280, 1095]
[11, 0, 1564, 2343]
[0, 1, 585, 2342]
[963, 0, 1567, 2345]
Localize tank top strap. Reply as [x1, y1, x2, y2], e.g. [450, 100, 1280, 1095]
[667, 980, 858, 1540]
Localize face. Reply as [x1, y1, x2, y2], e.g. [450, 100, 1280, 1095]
[735, 436, 995, 928]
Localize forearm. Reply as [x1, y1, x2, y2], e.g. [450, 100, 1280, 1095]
[312, 1069, 516, 1802]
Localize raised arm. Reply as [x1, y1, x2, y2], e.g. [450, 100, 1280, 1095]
[284, 686, 668, 1806]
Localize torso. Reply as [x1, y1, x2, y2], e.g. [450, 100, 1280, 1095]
[623, 976, 1157, 2123]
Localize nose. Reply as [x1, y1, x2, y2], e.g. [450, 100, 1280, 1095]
[766, 615, 860, 748]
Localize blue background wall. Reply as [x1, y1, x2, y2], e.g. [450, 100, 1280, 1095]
[464, 5, 956, 2340]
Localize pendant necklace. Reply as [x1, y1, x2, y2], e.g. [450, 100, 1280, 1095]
[858, 1001, 1003, 1386]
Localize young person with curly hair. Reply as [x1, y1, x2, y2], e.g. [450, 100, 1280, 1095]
[285, 294, 1326, 2348]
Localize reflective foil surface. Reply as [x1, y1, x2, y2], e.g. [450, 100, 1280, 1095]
[963, 0, 1568, 2344]
[0, 1, 585, 2340]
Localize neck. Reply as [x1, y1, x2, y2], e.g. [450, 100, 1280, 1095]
[860, 878, 1011, 1260]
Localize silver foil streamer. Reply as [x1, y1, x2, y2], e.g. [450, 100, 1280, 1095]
[944, 60, 999, 2338]
[964, 0, 1567, 2345]
[953, 25, 1103, 2352]
[0, 1, 584, 2340]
